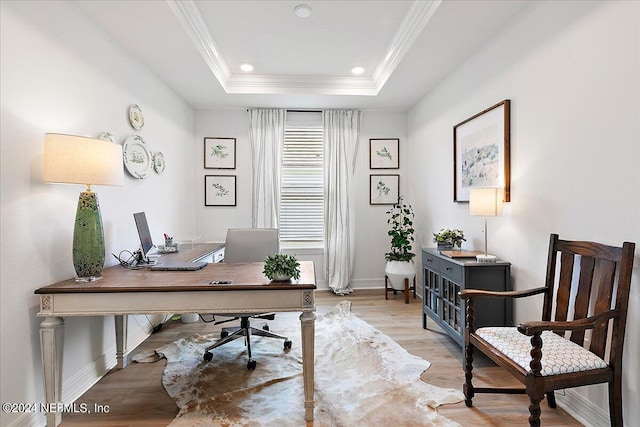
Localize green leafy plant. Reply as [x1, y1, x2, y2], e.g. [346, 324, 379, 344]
[385, 197, 415, 262]
[433, 228, 466, 248]
[263, 254, 301, 280]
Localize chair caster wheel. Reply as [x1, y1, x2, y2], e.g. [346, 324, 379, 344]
[247, 360, 257, 370]
[262, 325, 270, 331]
[284, 340, 292, 350]
[203, 352, 213, 362]
[220, 330, 229, 338]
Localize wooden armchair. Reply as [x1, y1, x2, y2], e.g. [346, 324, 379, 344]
[460, 234, 635, 427]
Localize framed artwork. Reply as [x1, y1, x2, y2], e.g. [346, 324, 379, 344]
[453, 100, 510, 202]
[205, 175, 236, 206]
[369, 138, 399, 169]
[204, 137, 236, 169]
[370, 174, 399, 205]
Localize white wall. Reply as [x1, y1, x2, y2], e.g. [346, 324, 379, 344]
[0, 2, 196, 426]
[5, 0, 637, 425]
[194, 109, 408, 290]
[407, 1, 639, 425]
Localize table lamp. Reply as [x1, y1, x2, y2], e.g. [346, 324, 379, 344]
[43, 133, 123, 282]
[469, 188, 503, 263]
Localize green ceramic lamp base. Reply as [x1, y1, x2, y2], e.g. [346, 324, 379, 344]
[72, 189, 106, 282]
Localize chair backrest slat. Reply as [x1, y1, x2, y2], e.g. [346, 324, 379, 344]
[589, 259, 617, 358]
[554, 252, 575, 324]
[570, 255, 595, 344]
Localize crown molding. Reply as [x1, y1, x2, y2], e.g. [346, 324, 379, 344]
[226, 74, 378, 95]
[168, 0, 441, 96]
[372, 0, 442, 93]
[167, 0, 231, 86]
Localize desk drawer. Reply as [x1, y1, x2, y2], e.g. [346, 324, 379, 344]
[422, 251, 441, 272]
[439, 259, 463, 283]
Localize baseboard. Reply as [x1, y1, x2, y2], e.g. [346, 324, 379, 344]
[11, 323, 152, 427]
[317, 277, 423, 297]
[556, 389, 610, 427]
[350, 277, 385, 289]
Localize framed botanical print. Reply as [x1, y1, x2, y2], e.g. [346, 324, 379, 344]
[453, 100, 510, 202]
[369, 138, 399, 169]
[204, 137, 236, 169]
[204, 175, 236, 206]
[370, 174, 399, 205]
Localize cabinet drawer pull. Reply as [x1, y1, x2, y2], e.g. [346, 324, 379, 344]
[446, 267, 452, 271]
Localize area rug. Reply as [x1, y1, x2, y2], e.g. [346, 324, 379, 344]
[133, 301, 464, 426]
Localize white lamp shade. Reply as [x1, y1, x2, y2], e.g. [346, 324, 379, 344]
[469, 188, 503, 216]
[43, 133, 123, 186]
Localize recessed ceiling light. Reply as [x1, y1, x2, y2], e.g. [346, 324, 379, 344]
[351, 66, 365, 75]
[294, 4, 312, 18]
[240, 63, 254, 72]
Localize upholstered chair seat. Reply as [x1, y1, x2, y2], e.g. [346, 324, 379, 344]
[476, 327, 608, 376]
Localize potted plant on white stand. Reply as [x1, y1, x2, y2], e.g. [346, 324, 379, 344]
[384, 197, 416, 291]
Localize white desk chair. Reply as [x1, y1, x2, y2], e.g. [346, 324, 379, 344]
[203, 228, 291, 369]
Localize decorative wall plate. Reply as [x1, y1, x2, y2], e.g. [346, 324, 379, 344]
[128, 104, 144, 130]
[153, 152, 166, 174]
[98, 132, 115, 143]
[123, 135, 151, 179]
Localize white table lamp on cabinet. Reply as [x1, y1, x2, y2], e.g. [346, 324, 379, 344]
[469, 188, 503, 263]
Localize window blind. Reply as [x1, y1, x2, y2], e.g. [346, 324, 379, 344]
[280, 111, 324, 244]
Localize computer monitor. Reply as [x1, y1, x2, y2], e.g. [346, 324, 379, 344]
[133, 212, 155, 262]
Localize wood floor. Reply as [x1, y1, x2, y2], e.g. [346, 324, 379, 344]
[62, 290, 582, 426]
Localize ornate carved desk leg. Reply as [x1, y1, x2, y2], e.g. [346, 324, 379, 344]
[40, 316, 64, 427]
[300, 311, 316, 421]
[115, 315, 128, 369]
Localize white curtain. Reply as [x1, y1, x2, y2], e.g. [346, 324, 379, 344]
[248, 108, 285, 228]
[323, 110, 361, 295]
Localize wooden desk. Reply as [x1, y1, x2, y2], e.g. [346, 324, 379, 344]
[34, 244, 317, 426]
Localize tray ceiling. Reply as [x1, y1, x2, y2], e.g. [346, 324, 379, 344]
[76, 0, 531, 110]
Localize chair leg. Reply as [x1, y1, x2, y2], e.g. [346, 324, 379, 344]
[463, 341, 475, 407]
[609, 377, 623, 426]
[546, 391, 557, 409]
[244, 320, 253, 361]
[527, 390, 544, 427]
[250, 326, 288, 341]
[204, 327, 245, 352]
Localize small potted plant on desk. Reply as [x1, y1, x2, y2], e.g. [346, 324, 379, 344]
[263, 254, 301, 282]
[384, 197, 416, 291]
[433, 228, 466, 251]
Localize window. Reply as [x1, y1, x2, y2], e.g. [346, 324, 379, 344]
[280, 111, 324, 245]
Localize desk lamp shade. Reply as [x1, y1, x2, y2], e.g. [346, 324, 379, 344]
[469, 188, 503, 263]
[43, 134, 123, 282]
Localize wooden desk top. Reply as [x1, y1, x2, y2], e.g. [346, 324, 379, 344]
[35, 243, 316, 294]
